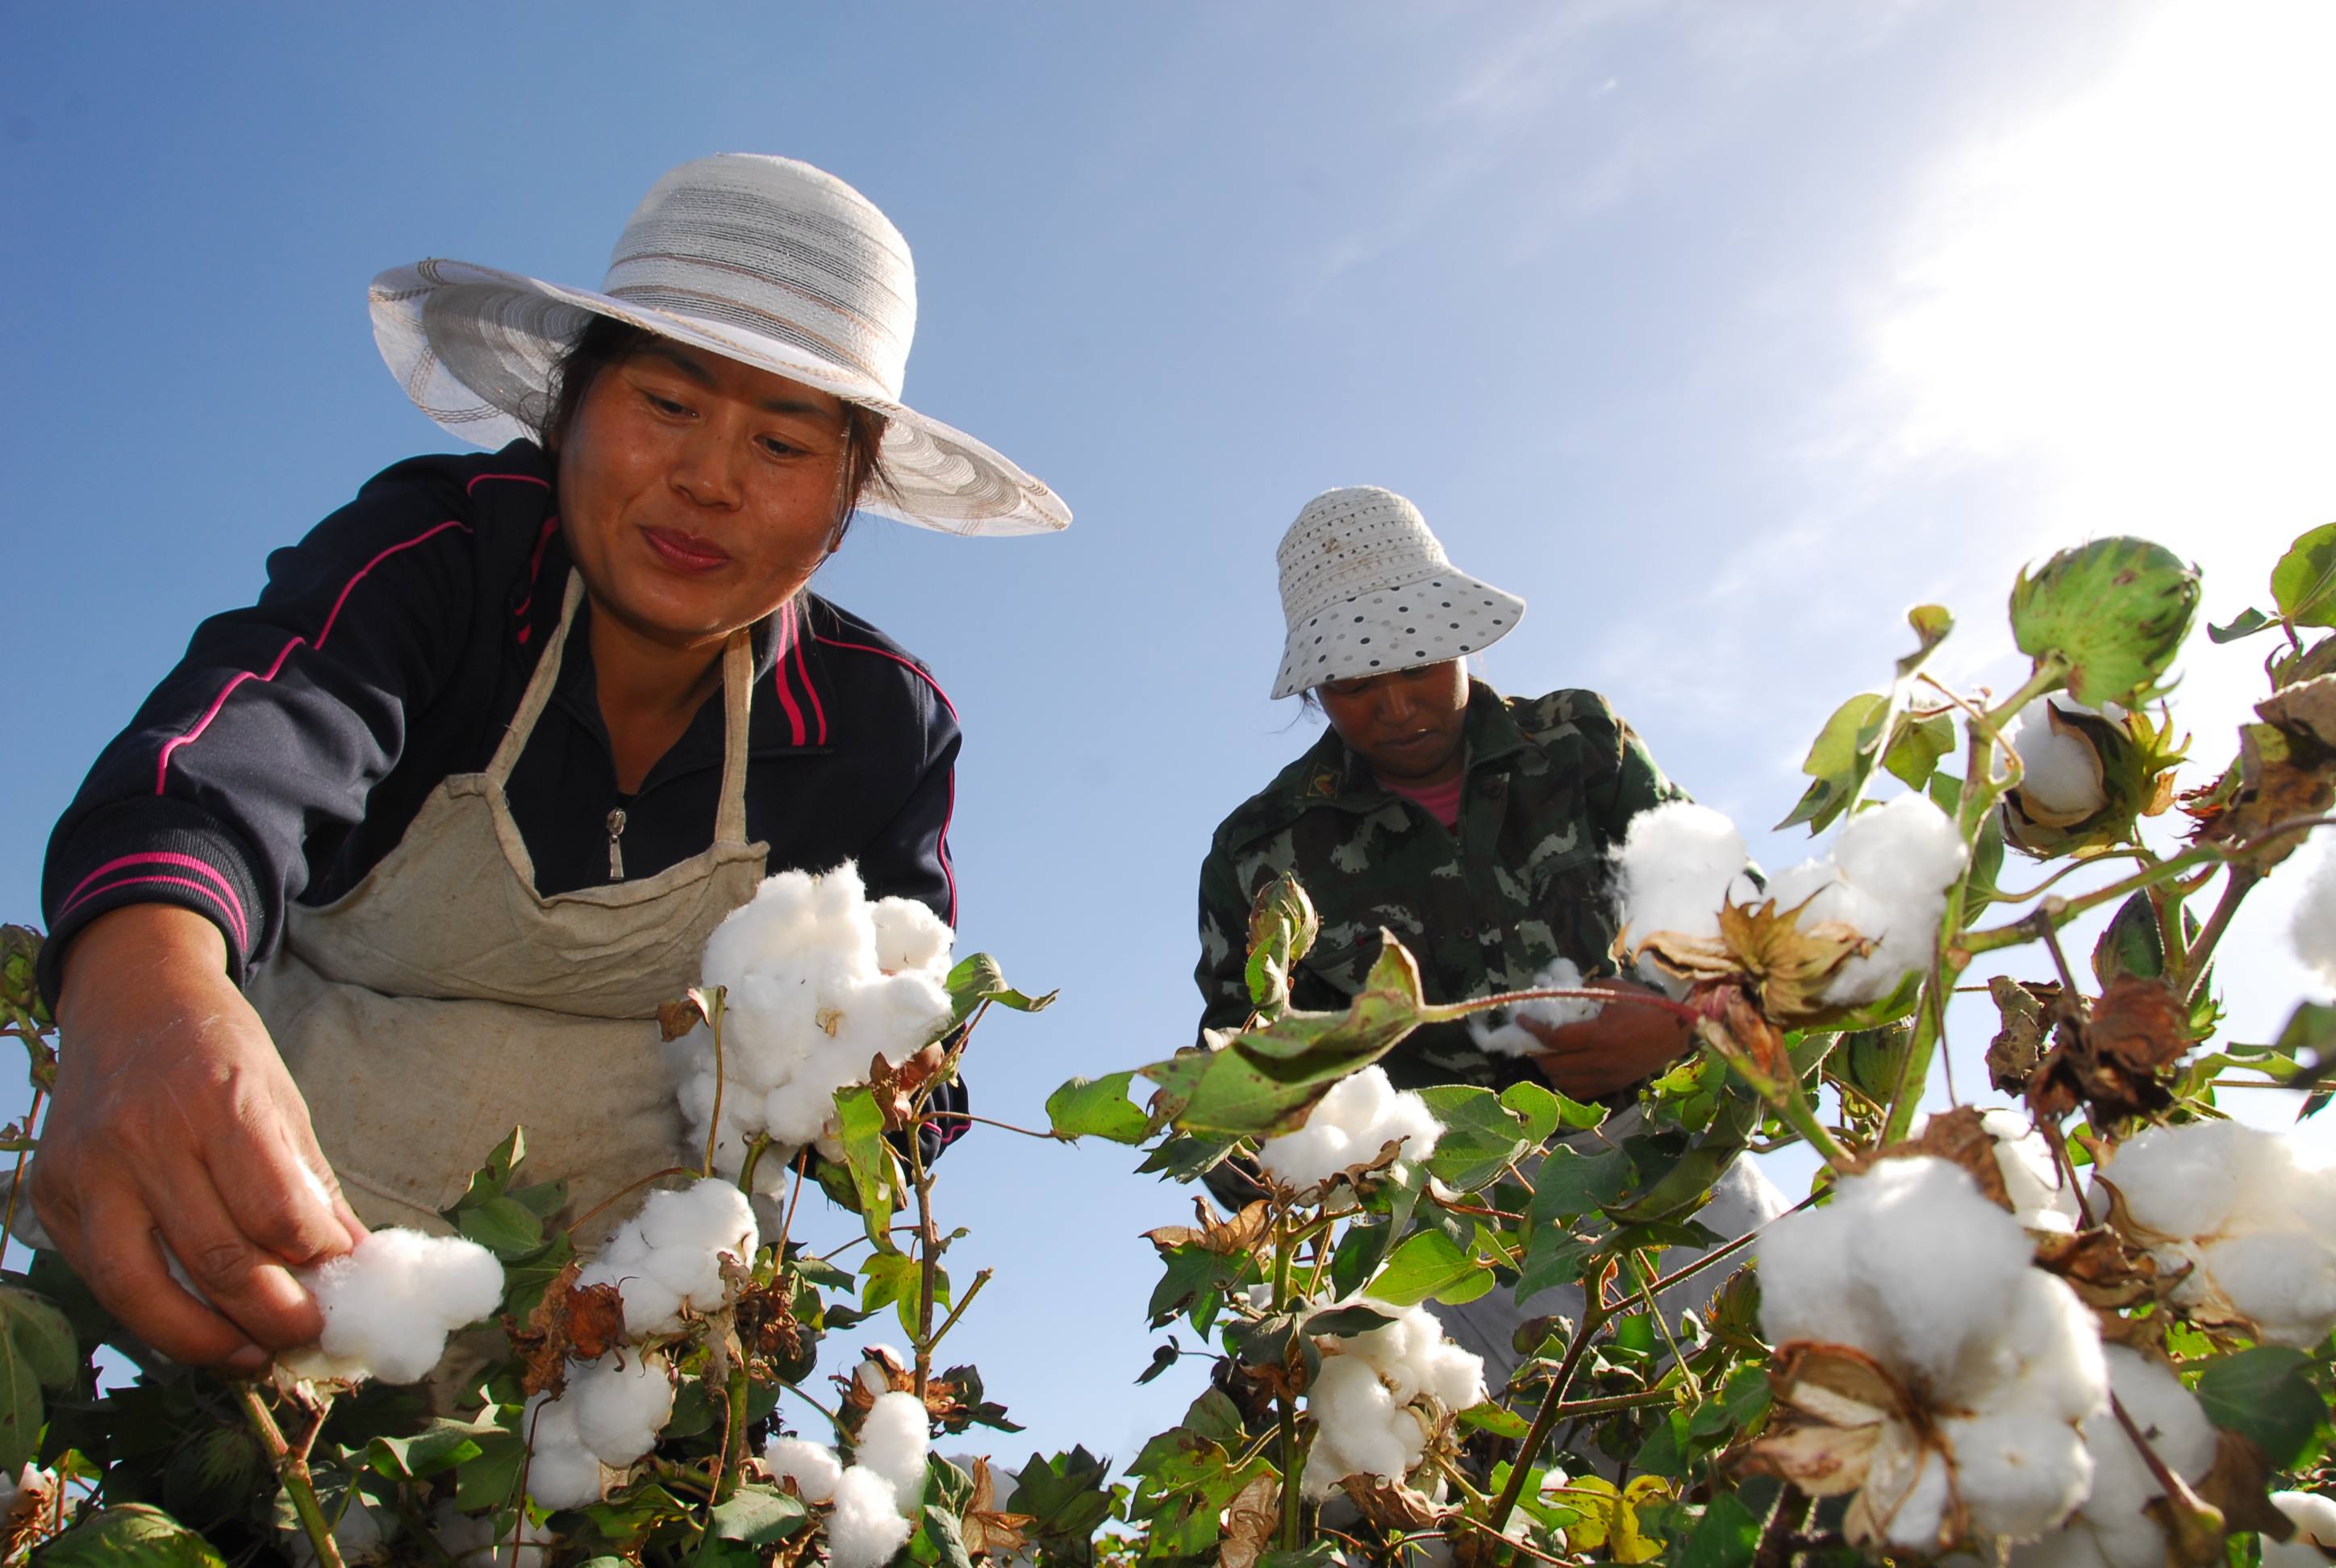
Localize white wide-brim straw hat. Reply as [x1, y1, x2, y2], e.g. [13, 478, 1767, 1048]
[369, 153, 1069, 537]
[1270, 486, 1525, 699]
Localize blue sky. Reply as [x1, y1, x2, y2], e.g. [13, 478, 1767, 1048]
[5, 2, 2332, 1467]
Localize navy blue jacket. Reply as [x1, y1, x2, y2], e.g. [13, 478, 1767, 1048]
[40, 442, 962, 1014]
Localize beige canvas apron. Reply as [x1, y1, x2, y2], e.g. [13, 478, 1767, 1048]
[247, 572, 767, 1232]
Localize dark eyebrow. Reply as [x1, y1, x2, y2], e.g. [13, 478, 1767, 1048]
[633, 341, 839, 419]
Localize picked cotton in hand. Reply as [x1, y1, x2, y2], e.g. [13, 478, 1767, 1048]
[578, 1177, 758, 1337]
[2095, 1121, 2336, 1347]
[681, 864, 957, 1191]
[1470, 957, 1604, 1057]
[281, 1229, 504, 1385]
[1257, 1066, 1442, 1192]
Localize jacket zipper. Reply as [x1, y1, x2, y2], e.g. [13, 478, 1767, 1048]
[607, 807, 628, 880]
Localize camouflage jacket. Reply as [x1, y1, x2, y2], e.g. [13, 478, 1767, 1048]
[1194, 683, 1686, 1091]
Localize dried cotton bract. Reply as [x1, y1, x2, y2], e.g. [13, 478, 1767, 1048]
[2094, 1121, 2336, 1347]
[577, 1177, 759, 1337]
[1469, 956, 1604, 1057]
[523, 1349, 675, 1510]
[1299, 1299, 1486, 1501]
[280, 1229, 504, 1385]
[1256, 1066, 1442, 1192]
[683, 864, 957, 1192]
[1754, 1157, 2106, 1552]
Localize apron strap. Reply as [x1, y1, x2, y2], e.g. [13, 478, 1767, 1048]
[715, 629, 753, 845]
[487, 568, 756, 846]
[486, 571, 586, 787]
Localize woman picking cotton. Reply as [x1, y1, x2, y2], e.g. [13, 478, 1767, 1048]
[1195, 486, 1783, 1383]
[30, 154, 1065, 1375]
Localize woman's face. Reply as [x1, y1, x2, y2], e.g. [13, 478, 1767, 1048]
[557, 339, 854, 649]
[1315, 660, 1472, 784]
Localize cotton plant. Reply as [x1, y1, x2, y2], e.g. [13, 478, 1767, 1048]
[1299, 1299, 1486, 1502]
[2092, 1121, 2336, 1348]
[1256, 1065, 1442, 1193]
[575, 1176, 759, 1337]
[678, 862, 957, 1192]
[277, 1228, 505, 1385]
[1749, 1156, 2108, 1552]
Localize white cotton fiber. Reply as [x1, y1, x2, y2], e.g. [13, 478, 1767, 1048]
[432, 1501, 553, 1566]
[856, 1390, 932, 1514]
[520, 1435, 608, 1511]
[2096, 1122, 2336, 1347]
[2009, 700, 2109, 820]
[1759, 1157, 2104, 1549]
[685, 865, 957, 1174]
[765, 1436, 843, 1504]
[284, 1229, 504, 1385]
[1299, 1298, 1484, 1500]
[1470, 957, 1604, 1057]
[1614, 802, 1754, 945]
[829, 1464, 915, 1568]
[1783, 794, 1968, 1006]
[1979, 1109, 2084, 1235]
[1257, 1067, 1442, 1192]
[565, 1350, 674, 1466]
[578, 1177, 758, 1337]
[2264, 1492, 2336, 1568]
[2293, 848, 2336, 990]
[2010, 1347, 2215, 1568]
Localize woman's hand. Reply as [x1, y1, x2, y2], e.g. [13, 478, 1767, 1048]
[1516, 977, 1695, 1103]
[32, 906, 365, 1370]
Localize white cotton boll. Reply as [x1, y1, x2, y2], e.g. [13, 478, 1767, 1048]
[857, 1391, 932, 1515]
[871, 896, 953, 974]
[432, 1502, 552, 1567]
[1833, 794, 1970, 906]
[1980, 1109, 2085, 1235]
[765, 1436, 843, 1504]
[678, 1070, 720, 1127]
[2196, 1233, 2336, 1348]
[565, 1350, 674, 1466]
[1615, 801, 1750, 944]
[1257, 1067, 1442, 1191]
[2096, 1122, 2242, 1242]
[830, 1466, 915, 1568]
[294, 1229, 505, 1385]
[523, 1440, 607, 1510]
[2088, 1348, 2216, 1525]
[2264, 1492, 2336, 1567]
[2010, 701, 2110, 820]
[857, 1353, 903, 1401]
[1303, 1355, 1420, 1498]
[2293, 849, 2336, 990]
[1946, 1412, 2095, 1541]
[640, 1178, 759, 1262]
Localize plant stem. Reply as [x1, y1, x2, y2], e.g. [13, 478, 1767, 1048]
[918, 1109, 1068, 1141]
[1271, 1219, 1304, 1553]
[1960, 845, 2221, 954]
[926, 1267, 993, 1359]
[910, 1124, 939, 1400]
[711, 1364, 752, 1503]
[737, 1132, 774, 1196]
[0, 1085, 43, 1277]
[1696, 1024, 1853, 1168]
[1486, 1291, 1612, 1538]
[2173, 867, 2258, 1003]
[703, 986, 728, 1179]
[237, 1382, 344, 1568]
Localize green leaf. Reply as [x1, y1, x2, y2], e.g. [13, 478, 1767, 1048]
[0, 1315, 43, 1475]
[861, 1251, 933, 1341]
[2209, 607, 2280, 644]
[1458, 1399, 1533, 1440]
[1007, 1445, 1120, 1545]
[920, 1504, 974, 1568]
[1779, 691, 1888, 832]
[1515, 1227, 1599, 1300]
[1677, 1492, 1762, 1568]
[360, 1417, 496, 1480]
[1140, 934, 1433, 1136]
[1304, 1303, 1396, 1337]
[711, 1485, 809, 1544]
[452, 1426, 526, 1513]
[2091, 892, 2169, 983]
[36, 1505, 231, 1568]
[1146, 1246, 1241, 1332]
[834, 1084, 897, 1248]
[1366, 1229, 1493, 1307]
[503, 1179, 569, 1220]
[1528, 1145, 1633, 1226]
[0, 1286, 78, 1390]
[2192, 1346, 2327, 1467]
[1883, 710, 1954, 790]
[2272, 522, 2336, 628]
[443, 1126, 527, 1217]
[454, 1195, 544, 1260]
[1244, 871, 1320, 1017]
[1045, 1072, 1149, 1145]
[1419, 1085, 1532, 1192]
[945, 953, 1056, 1023]
[2010, 536, 2200, 707]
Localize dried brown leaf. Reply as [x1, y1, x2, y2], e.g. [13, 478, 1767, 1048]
[1986, 978, 2060, 1095]
[2197, 722, 2335, 869]
[869, 1041, 949, 1132]
[2192, 1428, 2296, 1544]
[2032, 1226, 2163, 1312]
[2257, 673, 2336, 752]
[1219, 1472, 1281, 1568]
[658, 994, 708, 1042]
[962, 1455, 1039, 1559]
[503, 1259, 630, 1398]
[1714, 898, 1872, 1024]
[1344, 1476, 1442, 1533]
[1141, 1197, 1274, 1259]
[1859, 1106, 2013, 1212]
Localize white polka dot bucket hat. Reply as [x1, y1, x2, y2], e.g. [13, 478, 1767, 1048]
[1270, 486, 1527, 699]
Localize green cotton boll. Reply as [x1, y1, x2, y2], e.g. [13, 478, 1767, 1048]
[2010, 537, 2201, 709]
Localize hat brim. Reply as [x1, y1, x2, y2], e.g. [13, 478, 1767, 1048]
[1270, 565, 1525, 699]
[369, 259, 1069, 537]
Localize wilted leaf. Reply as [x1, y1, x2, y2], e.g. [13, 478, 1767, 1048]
[504, 1259, 628, 1398]
[2194, 722, 2334, 870]
[1141, 1198, 1272, 1261]
[869, 1042, 949, 1132]
[2011, 537, 2200, 708]
[1218, 1472, 1280, 1568]
[1985, 977, 2059, 1095]
[658, 993, 707, 1041]
[2031, 1226, 2163, 1311]
[2191, 1428, 2297, 1542]
[960, 1456, 1038, 1558]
